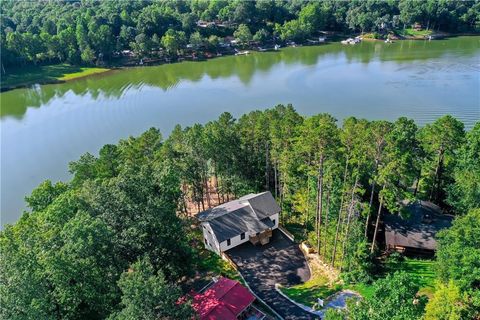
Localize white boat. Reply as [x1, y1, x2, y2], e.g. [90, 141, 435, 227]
[342, 38, 360, 45]
[235, 50, 250, 56]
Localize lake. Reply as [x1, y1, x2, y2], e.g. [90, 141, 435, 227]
[1, 36, 479, 226]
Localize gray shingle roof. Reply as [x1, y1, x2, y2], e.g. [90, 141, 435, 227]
[384, 200, 453, 251]
[241, 191, 281, 219]
[197, 191, 280, 242]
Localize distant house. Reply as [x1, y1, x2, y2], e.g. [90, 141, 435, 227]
[412, 22, 423, 30]
[190, 277, 263, 320]
[384, 200, 453, 254]
[196, 191, 280, 255]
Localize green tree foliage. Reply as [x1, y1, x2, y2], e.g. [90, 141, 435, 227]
[424, 281, 470, 320]
[109, 257, 193, 320]
[0, 192, 120, 320]
[1, 127, 193, 319]
[435, 208, 480, 317]
[2, 1, 477, 70]
[447, 122, 480, 214]
[418, 115, 465, 206]
[234, 24, 252, 46]
[161, 29, 186, 56]
[24, 179, 68, 212]
[1, 103, 475, 319]
[345, 272, 426, 320]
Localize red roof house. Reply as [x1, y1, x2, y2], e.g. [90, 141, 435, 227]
[191, 277, 256, 320]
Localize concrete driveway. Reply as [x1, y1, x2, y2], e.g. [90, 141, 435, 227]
[227, 229, 318, 320]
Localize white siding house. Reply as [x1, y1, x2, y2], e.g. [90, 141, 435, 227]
[196, 192, 281, 254]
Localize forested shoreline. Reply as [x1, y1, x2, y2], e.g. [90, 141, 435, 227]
[2, 0, 479, 71]
[1, 105, 479, 319]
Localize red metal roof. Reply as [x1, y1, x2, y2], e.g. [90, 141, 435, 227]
[191, 277, 255, 320]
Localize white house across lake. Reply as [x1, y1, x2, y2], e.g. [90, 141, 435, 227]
[196, 191, 280, 255]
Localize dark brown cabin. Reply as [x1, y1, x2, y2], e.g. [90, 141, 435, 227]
[384, 201, 453, 255]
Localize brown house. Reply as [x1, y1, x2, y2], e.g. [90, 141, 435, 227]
[384, 201, 453, 255]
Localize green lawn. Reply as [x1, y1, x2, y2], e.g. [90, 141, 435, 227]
[196, 248, 242, 283]
[349, 258, 436, 299]
[395, 258, 436, 296]
[1, 64, 110, 90]
[346, 282, 375, 300]
[397, 28, 433, 38]
[280, 267, 343, 308]
[281, 257, 435, 308]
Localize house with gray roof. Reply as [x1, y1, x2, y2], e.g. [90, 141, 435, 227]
[384, 200, 453, 254]
[196, 191, 280, 255]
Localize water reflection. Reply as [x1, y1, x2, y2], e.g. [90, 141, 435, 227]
[2, 36, 478, 119]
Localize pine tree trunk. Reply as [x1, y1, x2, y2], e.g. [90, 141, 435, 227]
[413, 168, 422, 197]
[316, 155, 324, 255]
[340, 177, 358, 271]
[214, 167, 221, 204]
[430, 149, 444, 202]
[315, 172, 320, 249]
[205, 176, 211, 208]
[265, 141, 269, 190]
[305, 174, 311, 228]
[370, 185, 385, 253]
[331, 156, 349, 267]
[274, 161, 278, 198]
[322, 181, 332, 258]
[365, 160, 378, 238]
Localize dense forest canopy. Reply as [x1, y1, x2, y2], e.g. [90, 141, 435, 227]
[1, 105, 479, 319]
[1, 0, 479, 69]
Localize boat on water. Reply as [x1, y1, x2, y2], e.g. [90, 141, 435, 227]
[341, 36, 362, 45]
[235, 50, 250, 56]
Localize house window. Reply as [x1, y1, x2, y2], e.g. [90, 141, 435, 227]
[241, 232, 245, 240]
[227, 239, 231, 246]
[272, 219, 276, 226]
[204, 238, 208, 245]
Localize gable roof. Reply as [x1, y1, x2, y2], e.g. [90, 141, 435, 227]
[207, 205, 273, 243]
[384, 200, 453, 251]
[191, 277, 255, 320]
[196, 191, 280, 242]
[240, 191, 281, 219]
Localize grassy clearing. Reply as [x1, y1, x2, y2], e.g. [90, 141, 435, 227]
[397, 28, 433, 38]
[349, 257, 436, 299]
[346, 283, 375, 300]
[281, 272, 342, 307]
[1, 64, 110, 90]
[196, 248, 242, 283]
[281, 257, 435, 308]
[280, 254, 343, 308]
[397, 258, 436, 296]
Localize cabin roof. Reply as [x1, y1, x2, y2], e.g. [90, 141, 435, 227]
[384, 200, 453, 251]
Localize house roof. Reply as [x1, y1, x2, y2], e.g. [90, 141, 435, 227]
[240, 191, 281, 219]
[384, 200, 453, 251]
[207, 205, 273, 243]
[196, 192, 280, 242]
[197, 191, 280, 221]
[191, 277, 255, 320]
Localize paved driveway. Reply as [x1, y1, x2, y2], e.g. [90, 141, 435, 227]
[227, 229, 318, 320]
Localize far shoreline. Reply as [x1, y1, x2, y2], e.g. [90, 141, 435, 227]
[1, 33, 478, 93]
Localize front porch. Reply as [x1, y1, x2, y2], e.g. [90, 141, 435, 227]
[249, 229, 272, 245]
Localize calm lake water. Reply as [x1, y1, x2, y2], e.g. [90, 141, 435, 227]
[1, 36, 479, 226]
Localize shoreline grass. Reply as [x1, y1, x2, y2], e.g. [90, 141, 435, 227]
[1, 64, 110, 91]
